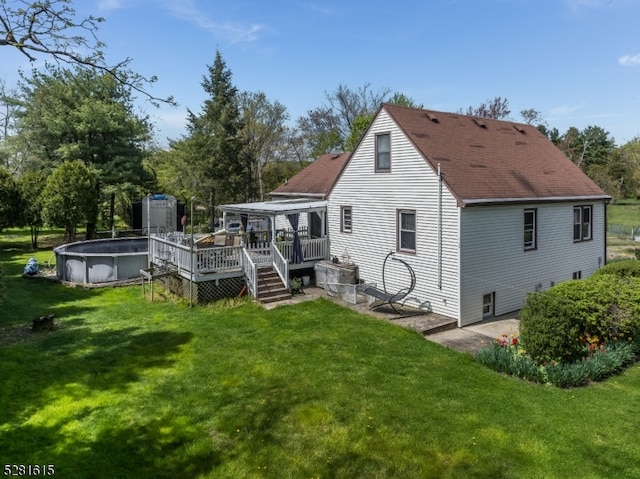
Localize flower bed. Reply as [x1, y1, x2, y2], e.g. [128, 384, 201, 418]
[477, 333, 639, 388]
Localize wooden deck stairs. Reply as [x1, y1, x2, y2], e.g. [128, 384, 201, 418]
[256, 267, 291, 304]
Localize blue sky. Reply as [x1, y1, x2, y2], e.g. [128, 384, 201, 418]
[3, 0, 640, 147]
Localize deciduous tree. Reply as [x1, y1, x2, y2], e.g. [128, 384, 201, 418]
[239, 91, 288, 201]
[297, 83, 391, 157]
[15, 66, 154, 231]
[41, 160, 97, 241]
[0, 0, 173, 105]
[462, 96, 511, 119]
[0, 166, 20, 230]
[17, 169, 45, 248]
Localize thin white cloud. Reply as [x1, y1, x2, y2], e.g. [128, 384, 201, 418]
[566, 0, 639, 11]
[619, 53, 640, 66]
[97, 0, 127, 11]
[566, 0, 606, 8]
[161, 0, 265, 44]
[550, 103, 586, 116]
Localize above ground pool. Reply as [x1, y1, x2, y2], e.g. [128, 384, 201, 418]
[54, 237, 148, 285]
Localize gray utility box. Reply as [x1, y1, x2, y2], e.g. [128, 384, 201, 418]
[315, 260, 359, 288]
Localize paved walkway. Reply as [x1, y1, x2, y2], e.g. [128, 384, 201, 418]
[265, 287, 519, 355]
[427, 315, 520, 355]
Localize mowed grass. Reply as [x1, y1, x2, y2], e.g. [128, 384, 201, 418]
[2, 231, 640, 478]
[608, 199, 640, 258]
[609, 198, 640, 227]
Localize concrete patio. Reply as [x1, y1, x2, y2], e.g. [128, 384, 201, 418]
[263, 286, 519, 355]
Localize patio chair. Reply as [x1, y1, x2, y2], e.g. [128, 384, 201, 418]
[362, 252, 417, 316]
[213, 234, 227, 247]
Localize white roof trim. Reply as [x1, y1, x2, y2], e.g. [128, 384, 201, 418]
[219, 198, 327, 216]
[461, 195, 611, 207]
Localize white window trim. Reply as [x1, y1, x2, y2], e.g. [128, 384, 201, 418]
[397, 209, 416, 253]
[573, 205, 592, 242]
[341, 206, 352, 233]
[524, 208, 537, 251]
[375, 132, 391, 172]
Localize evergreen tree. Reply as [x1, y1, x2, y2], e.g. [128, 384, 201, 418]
[167, 50, 247, 227]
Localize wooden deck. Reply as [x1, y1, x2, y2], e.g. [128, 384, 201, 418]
[148, 234, 329, 284]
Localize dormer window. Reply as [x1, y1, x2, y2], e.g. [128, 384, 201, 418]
[375, 133, 390, 172]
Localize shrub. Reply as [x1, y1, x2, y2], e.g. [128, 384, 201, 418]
[592, 259, 640, 278]
[520, 276, 640, 363]
[519, 289, 584, 363]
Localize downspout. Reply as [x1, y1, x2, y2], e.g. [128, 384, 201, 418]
[603, 199, 609, 266]
[437, 163, 443, 290]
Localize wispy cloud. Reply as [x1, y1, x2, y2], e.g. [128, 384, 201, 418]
[161, 0, 265, 44]
[566, 0, 611, 9]
[550, 103, 586, 116]
[566, 0, 638, 12]
[97, 0, 128, 12]
[619, 53, 640, 66]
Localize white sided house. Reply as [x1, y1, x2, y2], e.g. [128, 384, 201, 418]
[328, 104, 610, 326]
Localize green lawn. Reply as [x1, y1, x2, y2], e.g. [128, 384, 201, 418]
[2, 231, 640, 478]
[609, 198, 640, 227]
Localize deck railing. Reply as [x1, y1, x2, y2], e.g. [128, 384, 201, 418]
[275, 237, 329, 262]
[241, 248, 258, 297]
[149, 234, 329, 277]
[272, 243, 289, 287]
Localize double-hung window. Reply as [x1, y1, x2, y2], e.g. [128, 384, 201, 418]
[573, 206, 592, 242]
[341, 206, 352, 233]
[397, 209, 416, 253]
[524, 209, 537, 250]
[375, 133, 391, 171]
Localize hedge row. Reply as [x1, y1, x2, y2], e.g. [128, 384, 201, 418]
[519, 260, 640, 364]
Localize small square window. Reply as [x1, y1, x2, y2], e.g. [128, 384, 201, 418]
[483, 292, 495, 318]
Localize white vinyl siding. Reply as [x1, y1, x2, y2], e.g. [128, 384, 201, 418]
[459, 201, 606, 326]
[328, 109, 461, 320]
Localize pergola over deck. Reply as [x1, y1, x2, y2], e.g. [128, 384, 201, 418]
[144, 199, 330, 304]
[219, 198, 328, 243]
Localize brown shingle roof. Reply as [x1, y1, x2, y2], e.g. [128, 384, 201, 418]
[270, 151, 350, 199]
[382, 104, 610, 206]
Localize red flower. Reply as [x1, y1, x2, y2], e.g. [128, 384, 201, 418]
[512, 338, 519, 346]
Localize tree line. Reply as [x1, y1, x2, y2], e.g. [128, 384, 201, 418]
[1, 0, 639, 250]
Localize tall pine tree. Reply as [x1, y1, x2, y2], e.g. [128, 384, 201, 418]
[170, 50, 247, 228]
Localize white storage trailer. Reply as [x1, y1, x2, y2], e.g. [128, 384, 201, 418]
[142, 194, 178, 234]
